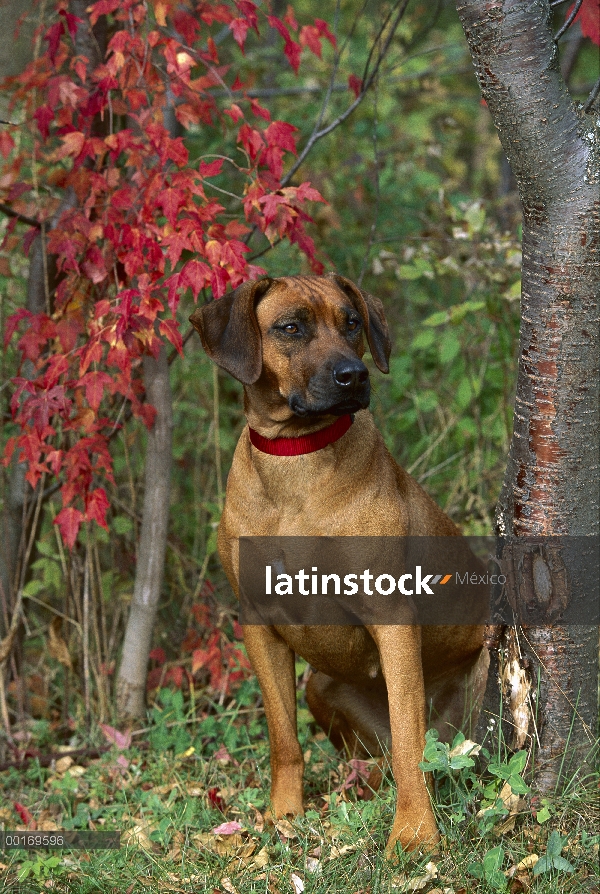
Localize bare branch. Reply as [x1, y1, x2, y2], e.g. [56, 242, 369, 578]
[554, 0, 583, 40]
[584, 75, 600, 112]
[282, 0, 411, 187]
[0, 204, 41, 229]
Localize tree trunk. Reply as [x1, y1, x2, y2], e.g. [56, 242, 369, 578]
[457, 0, 599, 786]
[115, 346, 173, 719]
[0, 233, 46, 614]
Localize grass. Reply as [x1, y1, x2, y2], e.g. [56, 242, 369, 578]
[0, 670, 598, 894]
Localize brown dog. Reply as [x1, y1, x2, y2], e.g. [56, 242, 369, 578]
[190, 274, 489, 854]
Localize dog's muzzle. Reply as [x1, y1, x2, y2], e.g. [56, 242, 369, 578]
[289, 357, 371, 417]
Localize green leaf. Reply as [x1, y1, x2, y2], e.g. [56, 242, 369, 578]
[423, 310, 449, 327]
[533, 855, 550, 876]
[536, 805, 551, 824]
[487, 868, 508, 890]
[455, 377, 473, 410]
[503, 278, 521, 301]
[467, 861, 484, 879]
[464, 202, 486, 233]
[546, 830, 564, 858]
[397, 264, 424, 280]
[449, 754, 475, 770]
[411, 329, 435, 350]
[449, 300, 486, 323]
[23, 578, 45, 596]
[205, 528, 218, 557]
[508, 750, 527, 775]
[439, 331, 461, 363]
[551, 856, 575, 873]
[508, 773, 529, 794]
[113, 515, 133, 535]
[483, 845, 504, 873]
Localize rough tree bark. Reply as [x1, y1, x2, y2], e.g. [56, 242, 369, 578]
[115, 348, 173, 719]
[457, 0, 599, 785]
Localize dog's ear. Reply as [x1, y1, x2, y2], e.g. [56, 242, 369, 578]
[328, 273, 391, 373]
[189, 278, 273, 384]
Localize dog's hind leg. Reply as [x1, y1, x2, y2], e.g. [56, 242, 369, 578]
[305, 670, 391, 757]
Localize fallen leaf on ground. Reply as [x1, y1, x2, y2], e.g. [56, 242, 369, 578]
[275, 818, 297, 839]
[391, 860, 438, 891]
[329, 839, 364, 860]
[290, 873, 304, 893]
[514, 854, 539, 872]
[122, 823, 157, 851]
[212, 820, 244, 835]
[55, 755, 74, 774]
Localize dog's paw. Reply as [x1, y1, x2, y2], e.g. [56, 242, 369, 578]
[384, 817, 440, 859]
[264, 804, 305, 830]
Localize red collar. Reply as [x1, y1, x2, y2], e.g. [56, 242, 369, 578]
[249, 414, 353, 456]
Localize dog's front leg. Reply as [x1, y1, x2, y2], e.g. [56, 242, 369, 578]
[242, 624, 304, 818]
[369, 625, 439, 855]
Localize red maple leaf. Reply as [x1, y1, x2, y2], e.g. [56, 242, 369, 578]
[348, 74, 363, 99]
[86, 487, 110, 529]
[568, 0, 600, 44]
[230, 17, 249, 49]
[33, 105, 55, 139]
[13, 802, 36, 829]
[55, 506, 85, 549]
[44, 21, 64, 65]
[80, 370, 113, 411]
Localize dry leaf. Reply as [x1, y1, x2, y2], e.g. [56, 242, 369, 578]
[253, 846, 269, 869]
[329, 839, 364, 860]
[515, 854, 539, 871]
[122, 824, 156, 851]
[275, 818, 297, 839]
[220, 878, 239, 894]
[55, 756, 74, 774]
[138, 879, 184, 892]
[448, 739, 481, 758]
[306, 856, 321, 874]
[154, 782, 179, 796]
[290, 873, 304, 893]
[48, 617, 72, 670]
[495, 814, 517, 835]
[226, 841, 257, 871]
[391, 860, 438, 891]
[166, 830, 185, 862]
[499, 781, 521, 814]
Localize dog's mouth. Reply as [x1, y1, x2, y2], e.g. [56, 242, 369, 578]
[289, 395, 370, 418]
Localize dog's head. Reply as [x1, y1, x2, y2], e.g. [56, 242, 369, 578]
[189, 274, 391, 420]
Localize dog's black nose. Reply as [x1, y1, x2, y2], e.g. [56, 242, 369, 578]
[332, 358, 369, 388]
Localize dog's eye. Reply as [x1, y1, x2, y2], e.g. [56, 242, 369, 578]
[282, 323, 300, 334]
[348, 318, 361, 332]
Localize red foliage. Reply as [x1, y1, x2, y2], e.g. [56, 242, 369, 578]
[1, 0, 327, 547]
[567, 0, 600, 44]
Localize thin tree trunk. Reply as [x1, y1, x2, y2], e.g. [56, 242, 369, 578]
[0, 229, 49, 616]
[115, 347, 173, 719]
[457, 0, 599, 785]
